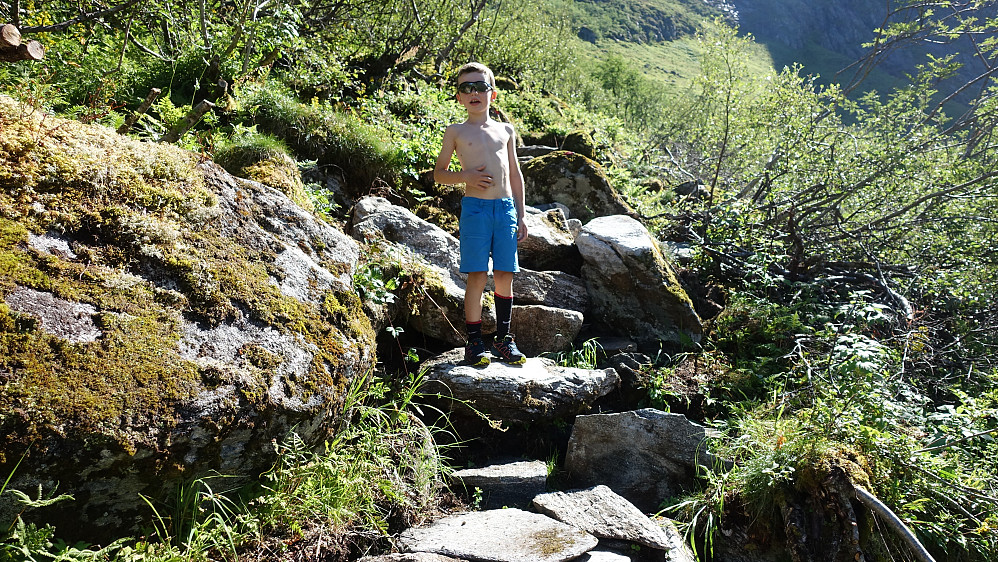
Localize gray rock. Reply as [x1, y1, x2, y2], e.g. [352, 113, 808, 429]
[655, 519, 698, 562]
[564, 409, 722, 512]
[576, 551, 633, 562]
[519, 208, 582, 274]
[533, 485, 674, 550]
[358, 555, 466, 562]
[420, 349, 619, 423]
[510, 304, 584, 356]
[352, 196, 462, 275]
[577, 216, 702, 347]
[450, 459, 547, 509]
[5, 286, 100, 343]
[400, 509, 598, 562]
[513, 270, 588, 314]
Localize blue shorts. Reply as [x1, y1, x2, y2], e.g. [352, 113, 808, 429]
[460, 197, 520, 273]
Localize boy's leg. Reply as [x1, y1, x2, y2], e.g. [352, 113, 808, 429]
[490, 270, 525, 364]
[493, 270, 514, 338]
[465, 271, 489, 326]
[464, 271, 490, 366]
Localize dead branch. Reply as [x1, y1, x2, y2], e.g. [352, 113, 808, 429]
[854, 486, 937, 562]
[19, 0, 142, 33]
[117, 88, 162, 134]
[160, 100, 215, 143]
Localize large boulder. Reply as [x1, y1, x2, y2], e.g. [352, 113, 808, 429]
[577, 216, 702, 348]
[564, 409, 724, 512]
[521, 151, 635, 223]
[0, 98, 374, 541]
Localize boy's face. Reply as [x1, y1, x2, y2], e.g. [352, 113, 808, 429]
[456, 71, 496, 113]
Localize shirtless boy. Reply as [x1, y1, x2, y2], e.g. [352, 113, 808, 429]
[434, 62, 528, 366]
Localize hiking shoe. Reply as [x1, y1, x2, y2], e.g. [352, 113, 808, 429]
[464, 337, 490, 367]
[490, 333, 526, 364]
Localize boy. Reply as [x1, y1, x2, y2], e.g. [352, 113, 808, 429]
[434, 62, 528, 366]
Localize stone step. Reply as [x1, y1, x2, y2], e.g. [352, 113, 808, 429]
[450, 459, 548, 510]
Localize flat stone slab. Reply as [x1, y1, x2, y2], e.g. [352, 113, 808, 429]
[533, 485, 673, 550]
[357, 552, 463, 562]
[450, 460, 548, 509]
[400, 509, 598, 562]
[421, 349, 619, 422]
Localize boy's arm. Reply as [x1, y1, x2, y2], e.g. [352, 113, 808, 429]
[434, 125, 493, 189]
[433, 125, 463, 185]
[506, 124, 528, 242]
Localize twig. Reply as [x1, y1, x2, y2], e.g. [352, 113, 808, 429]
[917, 427, 998, 454]
[854, 486, 936, 562]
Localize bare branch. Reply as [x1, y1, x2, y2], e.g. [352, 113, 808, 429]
[20, 0, 142, 33]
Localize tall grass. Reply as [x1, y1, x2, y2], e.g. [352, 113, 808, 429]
[1, 369, 449, 561]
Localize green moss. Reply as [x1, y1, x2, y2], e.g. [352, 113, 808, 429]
[240, 343, 284, 370]
[0, 98, 375, 456]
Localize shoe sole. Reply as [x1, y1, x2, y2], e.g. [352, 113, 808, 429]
[493, 355, 526, 365]
[467, 356, 490, 367]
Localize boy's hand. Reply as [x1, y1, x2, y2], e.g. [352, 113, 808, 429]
[517, 217, 528, 242]
[465, 165, 493, 190]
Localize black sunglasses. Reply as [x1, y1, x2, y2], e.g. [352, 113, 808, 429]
[457, 81, 494, 94]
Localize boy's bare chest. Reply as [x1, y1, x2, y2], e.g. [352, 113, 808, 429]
[457, 127, 508, 154]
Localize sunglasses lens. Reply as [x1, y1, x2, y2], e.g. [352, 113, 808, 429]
[458, 81, 491, 94]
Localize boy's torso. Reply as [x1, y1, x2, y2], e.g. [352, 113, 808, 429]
[452, 120, 514, 200]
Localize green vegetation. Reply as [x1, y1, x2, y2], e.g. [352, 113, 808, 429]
[1, 0, 997, 560]
[1, 371, 446, 561]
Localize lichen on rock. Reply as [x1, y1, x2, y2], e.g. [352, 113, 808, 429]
[0, 96, 374, 540]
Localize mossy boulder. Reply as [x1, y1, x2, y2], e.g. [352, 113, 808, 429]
[521, 151, 636, 223]
[214, 138, 314, 212]
[561, 130, 598, 161]
[0, 97, 375, 541]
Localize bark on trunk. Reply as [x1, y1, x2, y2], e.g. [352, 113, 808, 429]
[0, 40, 44, 62]
[0, 24, 44, 62]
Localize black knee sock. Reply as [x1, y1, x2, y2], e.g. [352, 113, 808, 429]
[466, 320, 483, 342]
[495, 293, 513, 338]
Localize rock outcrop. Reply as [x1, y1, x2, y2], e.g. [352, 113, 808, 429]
[522, 151, 636, 223]
[0, 99, 374, 540]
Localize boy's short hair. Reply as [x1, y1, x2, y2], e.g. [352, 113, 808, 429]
[456, 62, 496, 89]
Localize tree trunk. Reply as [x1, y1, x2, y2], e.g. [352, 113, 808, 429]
[1, 24, 21, 48]
[0, 24, 44, 62]
[0, 41, 44, 62]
